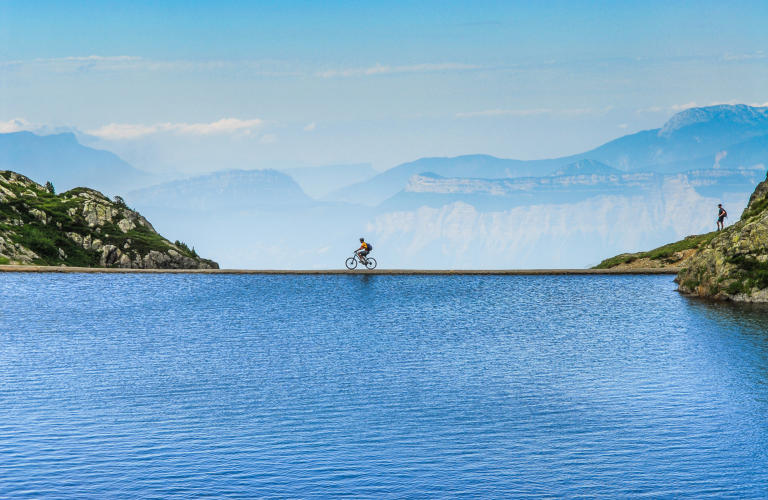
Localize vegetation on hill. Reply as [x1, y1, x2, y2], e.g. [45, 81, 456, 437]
[675, 172, 768, 301]
[0, 171, 218, 269]
[594, 232, 718, 270]
[595, 170, 768, 302]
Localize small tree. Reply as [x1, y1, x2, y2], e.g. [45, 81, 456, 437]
[174, 240, 192, 253]
[45, 181, 55, 194]
[113, 195, 127, 207]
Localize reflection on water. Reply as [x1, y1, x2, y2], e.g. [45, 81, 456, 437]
[1, 274, 767, 498]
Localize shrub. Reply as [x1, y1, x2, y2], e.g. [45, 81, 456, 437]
[682, 280, 700, 291]
[174, 240, 195, 256]
[25, 228, 58, 259]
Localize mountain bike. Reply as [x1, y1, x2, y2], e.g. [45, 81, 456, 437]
[346, 251, 377, 270]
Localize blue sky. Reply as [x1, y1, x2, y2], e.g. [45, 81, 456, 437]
[1, 0, 767, 173]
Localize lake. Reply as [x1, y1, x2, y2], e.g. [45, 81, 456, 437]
[1, 274, 767, 498]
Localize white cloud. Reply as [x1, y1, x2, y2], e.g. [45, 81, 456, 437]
[560, 108, 593, 115]
[708, 99, 768, 107]
[316, 62, 481, 78]
[456, 108, 552, 117]
[87, 123, 158, 140]
[0, 55, 141, 68]
[164, 118, 263, 135]
[0, 55, 301, 77]
[260, 134, 277, 144]
[0, 118, 34, 133]
[86, 118, 264, 140]
[304, 122, 316, 131]
[722, 52, 767, 61]
[618, 124, 627, 128]
[0, 55, 144, 73]
[709, 99, 743, 106]
[670, 102, 697, 111]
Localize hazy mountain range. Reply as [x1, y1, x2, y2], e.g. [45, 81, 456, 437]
[0, 131, 159, 196]
[277, 163, 377, 198]
[2, 104, 767, 269]
[322, 104, 768, 206]
[128, 169, 313, 210]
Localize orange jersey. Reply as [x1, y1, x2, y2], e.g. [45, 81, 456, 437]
[359, 242, 370, 251]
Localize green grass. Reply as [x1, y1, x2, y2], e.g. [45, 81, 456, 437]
[682, 279, 701, 290]
[720, 254, 768, 295]
[593, 232, 718, 269]
[0, 174, 211, 268]
[741, 197, 768, 221]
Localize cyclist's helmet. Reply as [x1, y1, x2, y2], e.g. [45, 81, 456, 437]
[360, 238, 364, 242]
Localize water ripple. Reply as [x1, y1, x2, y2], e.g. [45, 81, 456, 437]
[1, 274, 767, 498]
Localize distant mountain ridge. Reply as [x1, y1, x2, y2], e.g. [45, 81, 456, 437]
[376, 168, 765, 212]
[321, 154, 564, 206]
[0, 131, 157, 196]
[126, 169, 313, 210]
[549, 159, 622, 177]
[324, 104, 768, 206]
[4, 104, 768, 269]
[278, 163, 377, 199]
[658, 104, 768, 138]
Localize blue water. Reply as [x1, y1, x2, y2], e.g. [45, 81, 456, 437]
[1, 274, 767, 498]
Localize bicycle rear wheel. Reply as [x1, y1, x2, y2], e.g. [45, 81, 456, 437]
[345, 257, 358, 269]
[365, 257, 377, 270]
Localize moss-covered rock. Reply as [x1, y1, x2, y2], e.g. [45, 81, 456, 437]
[593, 170, 768, 302]
[674, 171, 768, 301]
[0, 171, 218, 269]
[593, 233, 717, 270]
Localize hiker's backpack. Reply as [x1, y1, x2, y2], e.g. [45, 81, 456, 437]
[722, 209, 728, 218]
[367, 243, 373, 251]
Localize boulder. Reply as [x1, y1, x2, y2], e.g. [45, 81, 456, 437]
[676, 171, 768, 302]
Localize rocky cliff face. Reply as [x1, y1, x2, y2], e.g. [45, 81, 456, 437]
[675, 171, 768, 302]
[0, 171, 218, 269]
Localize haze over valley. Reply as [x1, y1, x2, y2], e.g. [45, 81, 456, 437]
[2, 104, 767, 269]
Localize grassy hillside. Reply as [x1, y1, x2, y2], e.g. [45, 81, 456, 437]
[593, 232, 718, 269]
[0, 171, 217, 269]
[595, 169, 768, 302]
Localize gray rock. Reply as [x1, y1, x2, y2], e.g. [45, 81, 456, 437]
[29, 208, 47, 224]
[143, 250, 170, 268]
[676, 171, 768, 302]
[117, 218, 136, 233]
[100, 245, 121, 266]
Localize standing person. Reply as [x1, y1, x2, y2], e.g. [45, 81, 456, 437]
[717, 204, 727, 231]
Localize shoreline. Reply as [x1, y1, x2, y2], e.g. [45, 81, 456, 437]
[0, 265, 680, 275]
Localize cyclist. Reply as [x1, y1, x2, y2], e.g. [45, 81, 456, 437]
[357, 238, 372, 263]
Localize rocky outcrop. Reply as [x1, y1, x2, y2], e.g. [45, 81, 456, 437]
[0, 171, 218, 269]
[593, 234, 716, 270]
[675, 171, 768, 302]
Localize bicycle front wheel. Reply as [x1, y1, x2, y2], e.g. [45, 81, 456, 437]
[365, 257, 377, 270]
[345, 257, 358, 270]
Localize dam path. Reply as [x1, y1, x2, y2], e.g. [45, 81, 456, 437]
[0, 265, 679, 275]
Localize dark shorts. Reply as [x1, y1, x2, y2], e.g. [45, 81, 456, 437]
[718, 216, 725, 223]
[358, 250, 370, 257]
